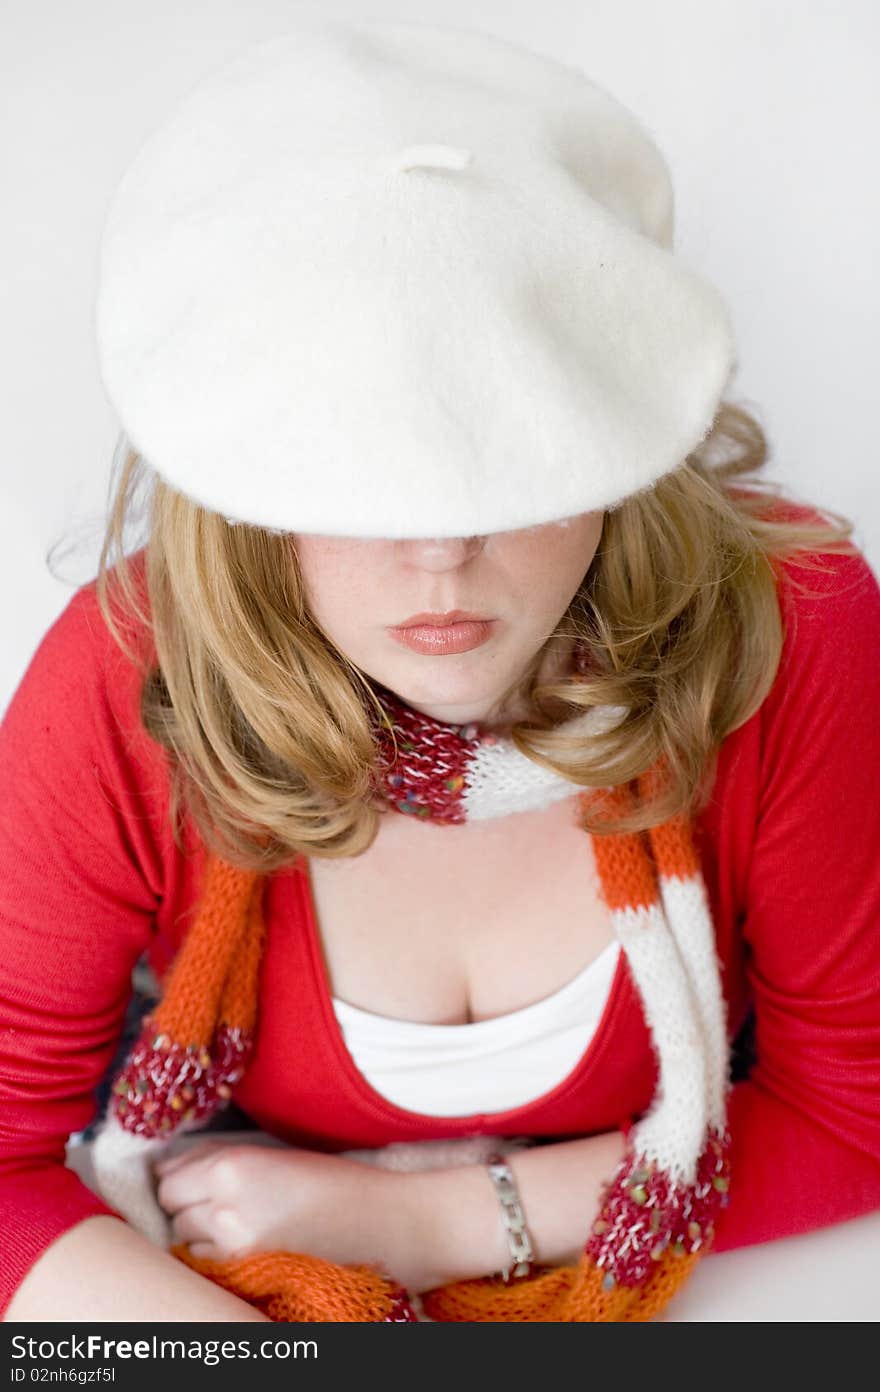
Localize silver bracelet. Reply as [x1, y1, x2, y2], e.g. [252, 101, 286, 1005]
[485, 1152, 535, 1281]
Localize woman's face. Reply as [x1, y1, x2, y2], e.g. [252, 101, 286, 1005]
[291, 512, 605, 729]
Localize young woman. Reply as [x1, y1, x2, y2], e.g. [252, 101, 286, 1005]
[2, 22, 879, 1322]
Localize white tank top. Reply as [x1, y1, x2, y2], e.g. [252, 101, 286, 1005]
[331, 940, 621, 1115]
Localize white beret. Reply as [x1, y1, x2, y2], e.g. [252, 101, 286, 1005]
[94, 18, 737, 539]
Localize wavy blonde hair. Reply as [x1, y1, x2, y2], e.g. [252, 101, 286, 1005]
[90, 400, 858, 873]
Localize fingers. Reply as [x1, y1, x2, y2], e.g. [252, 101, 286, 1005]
[169, 1198, 217, 1245]
[153, 1153, 188, 1179]
[154, 1139, 225, 1178]
[156, 1152, 221, 1212]
[187, 1242, 219, 1261]
[151, 1141, 255, 1261]
[171, 1201, 248, 1260]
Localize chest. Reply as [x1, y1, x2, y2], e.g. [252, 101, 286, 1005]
[304, 793, 615, 1026]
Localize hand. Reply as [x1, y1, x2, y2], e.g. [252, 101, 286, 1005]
[152, 1138, 433, 1290]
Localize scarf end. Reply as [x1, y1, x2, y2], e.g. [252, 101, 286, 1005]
[88, 1111, 174, 1249]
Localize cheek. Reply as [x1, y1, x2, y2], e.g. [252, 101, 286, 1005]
[557, 516, 603, 577]
[296, 541, 350, 604]
[519, 522, 600, 600]
[297, 547, 385, 640]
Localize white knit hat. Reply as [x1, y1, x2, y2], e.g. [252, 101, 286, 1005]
[94, 17, 737, 539]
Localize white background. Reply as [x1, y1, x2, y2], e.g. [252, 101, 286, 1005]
[2, 0, 878, 709]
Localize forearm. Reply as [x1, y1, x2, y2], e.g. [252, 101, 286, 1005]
[404, 1129, 627, 1291]
[3, 1215, 272, 1323]
[710, 1079, 880, 1253]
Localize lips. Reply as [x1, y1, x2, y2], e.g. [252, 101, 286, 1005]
[388, 618, 496, 655]
[394, 609, 491, 628]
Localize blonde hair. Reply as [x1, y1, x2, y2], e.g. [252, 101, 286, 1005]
[91, 400, 858, 873]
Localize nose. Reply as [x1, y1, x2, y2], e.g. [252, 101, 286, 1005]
[398, 536, 486, 570]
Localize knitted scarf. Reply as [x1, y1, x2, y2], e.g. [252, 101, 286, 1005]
[89, 651, 732, 1321]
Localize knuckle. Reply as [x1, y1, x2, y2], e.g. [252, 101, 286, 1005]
[209, 1154, 243, 1196]
[212, 1204, 252, 1254]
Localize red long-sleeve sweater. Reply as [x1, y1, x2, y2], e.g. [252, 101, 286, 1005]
[2, 516, 880, 1318]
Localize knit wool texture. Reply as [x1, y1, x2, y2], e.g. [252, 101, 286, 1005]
[89, 680, 733, 1322]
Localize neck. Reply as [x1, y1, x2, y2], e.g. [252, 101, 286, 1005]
[379, 635, 577, 733]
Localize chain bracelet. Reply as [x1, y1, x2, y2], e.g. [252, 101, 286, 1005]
[485, 1152, 535, 1281]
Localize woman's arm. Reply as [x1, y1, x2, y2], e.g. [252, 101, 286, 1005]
[0, 586, 184, 1318]
[397, 1129, 627, 1291]
[142, 1127, 628, 1298]
[707, 548, 880, 1251]
[3, 1215, 271, 1322]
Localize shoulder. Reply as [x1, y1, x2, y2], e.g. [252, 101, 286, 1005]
[0, 547, 170, 912]
[1, 546, 162, 815]
[700, 491, 879, 847]
[733, 495, 880, 821]
[70, 544, 154, 668]
[8, 545, 152, 690]
[725, 484, 879, 691]
[757, 496, 880, 704]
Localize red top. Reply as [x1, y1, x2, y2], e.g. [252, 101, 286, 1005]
[2, 509, 880, 1317]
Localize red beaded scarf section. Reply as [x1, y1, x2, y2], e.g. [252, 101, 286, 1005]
[90, 687, 732, 1321]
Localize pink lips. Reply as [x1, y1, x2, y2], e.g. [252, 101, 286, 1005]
[388, 619, 496, 655]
